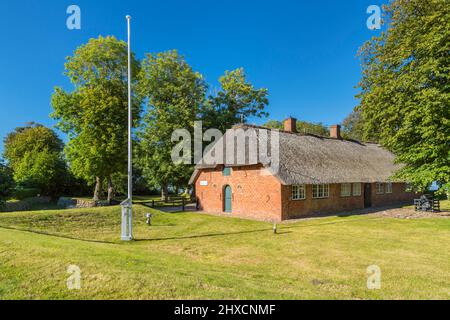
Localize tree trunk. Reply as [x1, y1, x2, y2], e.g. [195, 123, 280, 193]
[107, 176, 115, 205]
[93, 176, 102, 202]
[188, 185, 194, 201]
[161, 184, 169, 203]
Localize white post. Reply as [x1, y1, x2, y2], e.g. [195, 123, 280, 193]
[121, 15, 133, 241]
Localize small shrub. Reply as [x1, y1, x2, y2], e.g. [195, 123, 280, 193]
[0, 161, 14, 204]
[13, 187, 40, 200]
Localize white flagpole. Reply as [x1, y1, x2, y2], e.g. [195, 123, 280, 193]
[121, 15, 133, 241]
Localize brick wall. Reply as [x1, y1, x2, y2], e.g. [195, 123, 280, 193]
[195, 168, 419, 221]
[282, 183, 418, 219]
[195, 165, 283, 222]
[371, 183, 418, 207]
[281, 184, 365, 219]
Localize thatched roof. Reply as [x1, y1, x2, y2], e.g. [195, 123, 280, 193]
[190, 125, 402, 185]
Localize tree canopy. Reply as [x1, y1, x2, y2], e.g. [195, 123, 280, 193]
[51, 36, 142, 202]
[201, 68, 269, 132]
[342, 110, 367, 142]
[137, 50, 206, 200]
[357, 0, 450, 193]
[2, 123, 66, 195]
[0, 160, 14, 205]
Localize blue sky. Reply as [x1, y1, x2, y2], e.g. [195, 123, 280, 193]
[0, 0, 383, 152]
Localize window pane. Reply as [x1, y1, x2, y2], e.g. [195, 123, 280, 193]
[223, 168, 231, 176]
[353, 183, 362, 196]
[376, 183, 384, 194]
[341, 183, 351, 197]
[386, 183, 393, 194]
[313, 184, 329, 199]
[292, 185, 305, 200]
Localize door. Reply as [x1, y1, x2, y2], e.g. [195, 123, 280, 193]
[224, 185, 232, 213]
[364, 183, 372, 208]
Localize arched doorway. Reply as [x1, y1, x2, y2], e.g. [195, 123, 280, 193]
[223, 185, 232, 213]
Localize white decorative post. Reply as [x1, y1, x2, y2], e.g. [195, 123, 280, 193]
[121, 15, 133, 241]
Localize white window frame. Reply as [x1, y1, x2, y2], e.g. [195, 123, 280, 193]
[292, 185, 306, 200]
[376, 183, 385, 194]
[341, 183, 351, 197]
[386, 182, 393, 194]
[353, 183, 362, 196]
[313, 184, 330, 199]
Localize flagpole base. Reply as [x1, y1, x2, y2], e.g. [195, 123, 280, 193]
[120, 198, 133, 241]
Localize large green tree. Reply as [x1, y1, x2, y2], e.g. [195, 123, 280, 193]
[341, 110, 368, 142]
[3, 123, 67, 196]
[137, 50, 206, 201]
[201, 68, 269, 132]
[51, 36, 142, 203]
[0, 160, 14, 207]
[357, 0, 450, 193]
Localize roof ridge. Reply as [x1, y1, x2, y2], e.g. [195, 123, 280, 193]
[231, 123, 376, 145]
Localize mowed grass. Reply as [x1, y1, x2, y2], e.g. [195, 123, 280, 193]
[0, 203, 449, 300]
[440, 200, 450, 211]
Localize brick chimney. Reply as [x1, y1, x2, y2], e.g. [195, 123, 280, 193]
[284, 117, 297, 133]
[330, 125, 342, 139]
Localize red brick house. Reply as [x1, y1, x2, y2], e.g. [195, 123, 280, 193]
[190, 118, 418, 222]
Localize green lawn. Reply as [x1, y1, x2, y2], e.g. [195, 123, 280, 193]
[441, 200, 450, 211]
[0, 204, 449, 300]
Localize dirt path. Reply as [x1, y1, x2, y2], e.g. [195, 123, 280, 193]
[366, 207, 450, 219]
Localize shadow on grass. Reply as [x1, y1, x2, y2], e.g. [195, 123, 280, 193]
[0, 224, 116, 244]
[135, 215, 385, 242]
[285, 204, 411, 221]
[281, 216, 385, 231]
[0, 214, 385, 245]
[134, 227, 274, 242]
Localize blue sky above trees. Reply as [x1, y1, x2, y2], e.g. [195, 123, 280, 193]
[0, 0, 383, 152]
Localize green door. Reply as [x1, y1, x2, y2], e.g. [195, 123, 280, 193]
[224, 186, 232, 213]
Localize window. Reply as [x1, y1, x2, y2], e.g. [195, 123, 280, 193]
[386, 182, 393, 194]
[353, 183, 362, 196]
[292, 185, 306, 200]
[313, 184, 330, 199]
[405, 183, 413, 193]
[341, 183, 351, 197]
[376, 183, 385, 194]
[223, 167, 231, 177]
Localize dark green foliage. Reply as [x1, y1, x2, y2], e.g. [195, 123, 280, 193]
[109, 167, 155, 197]
[12, 187, 40, 200]
[357, 0, 450, 193]
[51, 36, 143, 201]
[342, 109, 368, 142]
[137, 50, 206, 200]
[201, 68, 269, 132]
[0, 160, 14, 206]
[2, 123, 68, 196]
